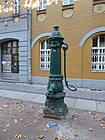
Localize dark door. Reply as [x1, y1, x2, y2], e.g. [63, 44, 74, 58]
[1, 40, 19, 73]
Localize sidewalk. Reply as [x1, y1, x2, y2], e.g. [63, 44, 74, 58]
[0, 88, 105, 114]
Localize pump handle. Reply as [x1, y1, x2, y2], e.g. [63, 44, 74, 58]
[62, 43, 77, 91]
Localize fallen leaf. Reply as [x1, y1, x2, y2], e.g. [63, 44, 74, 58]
[37, 133, 44, 139]
[71, 115, 78, 120]
[102, 117, 105, 122]
[20, 118, 23, 122]
[6, 124, 10, 128]
[54, 137, 61, 140]
[100, 124, 105, 129]
[31, 105, 36, 109]
[12, 116, 16, 119]
[70, 124, 77, 129]
[88, 128, 93, 131]
[15, 134, 26, 139]
[73, 132, 80, 137]
[3, 129, 7, 132]
[90, 112, 97, 116]
[44, 128, 47, 132]
[14, 119, 18, 123]
[63, 130, 68, 134]
[34, 120, 37, 123]
[96, 117, 102, 122]
[23, 124, 30, 128]
[3, 105, 8, 108]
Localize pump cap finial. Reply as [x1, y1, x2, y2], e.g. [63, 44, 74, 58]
[54, 25, 59, 31]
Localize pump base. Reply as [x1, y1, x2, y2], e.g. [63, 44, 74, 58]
[43, 92, 68, 119]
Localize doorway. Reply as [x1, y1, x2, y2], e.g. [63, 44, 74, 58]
[1, 40, 19, 79]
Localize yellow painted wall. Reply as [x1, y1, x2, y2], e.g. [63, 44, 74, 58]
[32, 42, 82, 78]
[31, 0, 105, 79]
[32, 0, 105, 45]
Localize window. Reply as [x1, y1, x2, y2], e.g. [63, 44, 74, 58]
[63, 0, 74, 6]
[38, 0, 46, 11]
[14, 0, 20, 14]
[4, 0, 8, 8]
[91, 35, 105, 71]
[40, 39, 50, 69]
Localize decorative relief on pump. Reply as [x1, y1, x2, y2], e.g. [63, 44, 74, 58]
[47, 77, 64, 94]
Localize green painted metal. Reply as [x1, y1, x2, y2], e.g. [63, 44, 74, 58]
[43, 26, 68, 118]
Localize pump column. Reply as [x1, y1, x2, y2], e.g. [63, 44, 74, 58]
[43, 26, 68, 119]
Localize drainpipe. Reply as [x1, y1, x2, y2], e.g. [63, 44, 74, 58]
[27, 1, 32, 83]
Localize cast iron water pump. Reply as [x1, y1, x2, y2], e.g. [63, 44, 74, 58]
[43, 26, 76, 119]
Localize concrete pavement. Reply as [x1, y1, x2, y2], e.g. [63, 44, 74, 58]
[0, 82, 105, 140]
[0, 87, 105, 114]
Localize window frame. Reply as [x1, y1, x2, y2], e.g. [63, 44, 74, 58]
[91, 34, 105, 72]
[14, 0, 20, 14]
[38, 0, 46, 11]
[63, 0, 74, 6]
[40, 39, 50, 70]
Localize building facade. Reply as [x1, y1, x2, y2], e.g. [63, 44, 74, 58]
[31, 0, 105, 89]
[0, 0, 105, 89]
[0, 0, 31, 83]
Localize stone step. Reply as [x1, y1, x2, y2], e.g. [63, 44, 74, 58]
[0, 77, 19, 83]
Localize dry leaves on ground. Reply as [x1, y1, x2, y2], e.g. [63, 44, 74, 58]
[90, 112, 105, 129]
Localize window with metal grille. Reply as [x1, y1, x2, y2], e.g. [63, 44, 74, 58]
[38, 0, 46, 11]
[91, 35, 105, 71]
[40, 39, 50, 70]
[14, 0, 20, 14]
[63, 0, 74, 6]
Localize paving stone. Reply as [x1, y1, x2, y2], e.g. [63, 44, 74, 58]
[96, 101, 105, 113]
[19, 93, 39, 101]
[31, 94, 46, 104]
[2, 90, 27, 99]
[64, 97, 76, 108]
[74, 99, 97, 111]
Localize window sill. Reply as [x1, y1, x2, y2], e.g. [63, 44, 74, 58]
[93, 0, 105, 5]
[39, 68, 50, 71]
[62, 4, 74, 10]
[12, 13, 20, 18]
[37, 9, 46, 15]
[91, 70, 105, 72]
